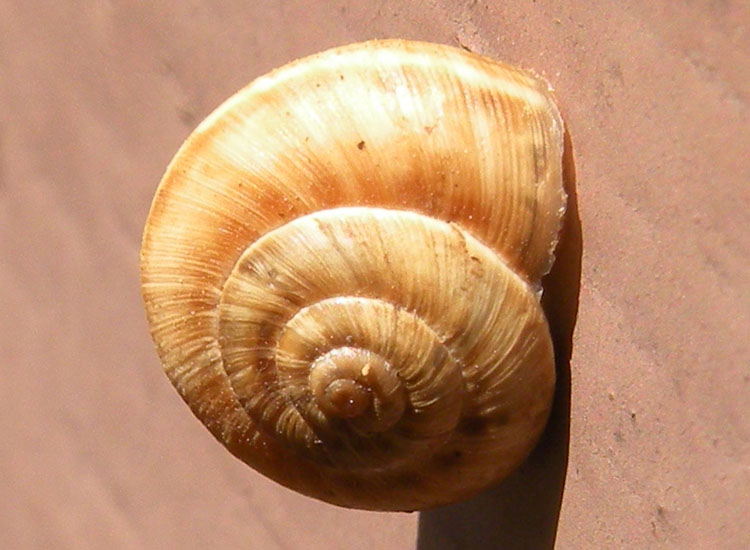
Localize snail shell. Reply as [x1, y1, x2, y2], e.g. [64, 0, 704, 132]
[141, 39, 566, 511]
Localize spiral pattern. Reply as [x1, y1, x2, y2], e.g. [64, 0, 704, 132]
[141, 40, 565, 510]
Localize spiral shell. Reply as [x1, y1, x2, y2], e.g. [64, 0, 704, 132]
[141, 39, 566, 511]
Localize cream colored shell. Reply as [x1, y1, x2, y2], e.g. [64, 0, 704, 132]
[140, 39, 566, 511]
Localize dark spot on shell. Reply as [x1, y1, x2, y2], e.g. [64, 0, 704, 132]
[257, 321, 276, 340]
[493, 409, 512, 426]
[459, 416, 488, 435]
[460, 410, 512, 432]
[434, 449, 463, 467]
[357, 140, 366, 150]
[278, 289, 305, 307]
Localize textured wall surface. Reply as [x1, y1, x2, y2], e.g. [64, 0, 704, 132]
[1, 2, 748, 549]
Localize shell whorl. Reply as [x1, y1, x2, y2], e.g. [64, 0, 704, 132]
[141, 40, 566, 511]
